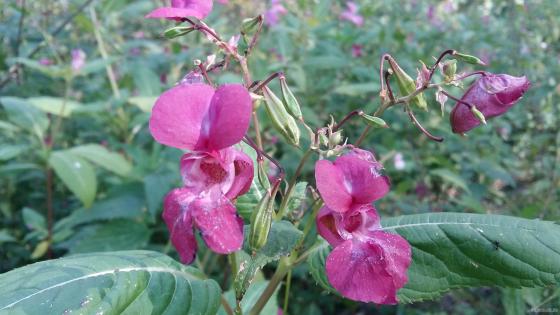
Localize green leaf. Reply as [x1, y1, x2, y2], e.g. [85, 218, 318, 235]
[0, 230, 16, 243]
[22, 208, 46, 233]
[235, 221, 302, 299]
[49, 151, 97, 208]
[430, 168, 471, 193]
[131, 66, 161, 96]
[0, 145, 28, 161]
[286, 181, 308, 215]
[307, 241, 336, 294]
[61, 220, 151, 254]
[0, 251, 221, 315]
[128, 96, 157, 112]
[502, 288, 526, 315]
[70, 144, 132, 177]
[309, 213, 560, 303]
[27, 97, 82, 117]
[144, 171, 177, 219]
[219, 281, 279, 315]
[0, 97, 48, 140]
[333, 83, 377, 96]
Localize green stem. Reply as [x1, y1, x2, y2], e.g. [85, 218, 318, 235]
[282, 269, 292, 315]
[276, 149, 313, 220]
[89, 7, 120, 99]
[249, 258, 290, 315]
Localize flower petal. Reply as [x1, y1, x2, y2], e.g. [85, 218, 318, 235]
[368, 231, 412, 291]
[335, 150, 390, 204]
[149, 83, 214, 150]
[316, 206, 345, 247]
[315, 159, 353, 212]
[225, 148, 254, 200]
[191, 191, 244, 254]
[146, 0, 213, 20]
[180, 150, 235, 194]
[204, 84, 253, 151]
[450, 73, 530, 133]
[326, 239, 399, 304]
[163, 188, 198, 264]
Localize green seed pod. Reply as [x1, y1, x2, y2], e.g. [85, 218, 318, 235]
[470, 106, 487, 125]
[442, 60, 457, 82]
[360, 114, 389, 128]
[241, 15, 262, 34]
[249, 192, 273, 252]
[262, 86, 300, 146]
[257, 163, 271, 191]
[163, 26, 195, 39]
[279, 75, 303, 120]
[454, 52, 486, 65]
[387, 57, 428, 110]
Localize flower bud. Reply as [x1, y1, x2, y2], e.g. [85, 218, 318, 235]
[329, 130, 344, 147]
[454, 52, 486, 66]
[387, 57, 428, 110]
[164, 26, 195, 39]
[279, 75, 303, 120]
[442, 60, 457, 82]
[249, 192, 273, 252]
[262, 86, 300, 146]
[470, 106, 487, 125]
[241, 15, 262, 34]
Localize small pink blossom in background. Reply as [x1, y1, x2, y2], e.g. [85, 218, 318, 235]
[39, 58, 53, 66]
[146, 0, 213, 21]
[71, 49, 86, 72]
[265, 0, 287, 27]
[393, 152, 406, 170]
[339, 2, 363, 27]
[351, 44, 363, 58]
[315, 148, 411, 304]
[450, 73, 530, 133]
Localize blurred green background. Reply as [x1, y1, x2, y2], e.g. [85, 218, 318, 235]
[1, 0, 559, 314]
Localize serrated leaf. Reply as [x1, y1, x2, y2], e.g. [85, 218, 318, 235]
[49, 151, 97, 208]
[0, 251, 221, 315]
[0, 97, 48, 140]
[235, 221, 302, 298]
[308, 213, 560, 303]
[70, 144, 132, 177]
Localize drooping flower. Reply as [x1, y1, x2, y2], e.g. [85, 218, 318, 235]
[340, 2, 363, 27]
[314, 148, 411, 304]
[162, 147, 253, 264]
[149, 83, 252, 152]
[71, 49, 86, 72]
[450, 73, 531, 133]
[315, 148, 390, 213]
[146, 0, 213, 21]
[317, 205, 411, 304]
[265, 0, 287, 27]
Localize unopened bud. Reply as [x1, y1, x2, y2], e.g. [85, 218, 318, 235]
[442, 60, 457, 82]
[329, 130, 343, 147]
[164, 26, 195, 39]
[470, 106, 487, 125]
[454, 52, 486, 66]
[387, 57, 428, 110]
[241, 15, 262, 34]
[279, 75, 303, 120]
[262, 86, 300, 146]
[249, 192, 273, 252]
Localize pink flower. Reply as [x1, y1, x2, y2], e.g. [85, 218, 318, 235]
[351, 44, 363, 58]
[146, 0, 213, 20]
[71, 49, 86, 72]
[39, 58, 53, 66]
[340, 2, 363, 27]
[314, 148, 411, 304]
[315, 148, 390, 213]
[265, 0, 287, 27]
[450, 73, 531, 134]
[149, 83, 252, 152]
[163, 147, 253, 264]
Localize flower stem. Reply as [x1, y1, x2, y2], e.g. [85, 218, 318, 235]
[276, 149, 313, 220]
[249, 258, 290, 315]
[282, 269, 292, 315]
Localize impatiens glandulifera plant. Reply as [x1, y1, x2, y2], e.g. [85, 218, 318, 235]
[2, 2, 560, 315]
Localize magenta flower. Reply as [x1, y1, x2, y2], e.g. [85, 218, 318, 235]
[351, 44, 363, 58]
[149, 83, 252, 152]
[340, 2, 364, 27]
[450, 73, 531, 133]
[39, 58, 53, 66]
[146, 0, 213, 20]
[315, 148, 390, 213]
[315, 148, 411, 304]
[265, 0, 287, 27]
[71, 49, 86, 72]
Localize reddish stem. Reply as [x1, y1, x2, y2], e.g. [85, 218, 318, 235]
[333, 110, 364, 132]
[250, 72, 284, 92]
[406, 107, 444, 142]
[441, 90, 473, 109]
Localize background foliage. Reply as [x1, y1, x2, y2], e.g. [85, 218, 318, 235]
[1, 0, 559, 314]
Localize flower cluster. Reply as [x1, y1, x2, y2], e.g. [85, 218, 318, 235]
[149, 83, 254, 264]
[315, 148, 411, 304]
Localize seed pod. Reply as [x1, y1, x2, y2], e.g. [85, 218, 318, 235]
[257, 163, 271, 191]
[279, 75, 303, 120]
[387, 57, 428, 110]
[164, 26, 195, 39]
[470, 106, 487, 125]
[454, 52, 486, 66]
[262, 86, 300, 146]
[361, 114, 389, 128]
[241, 15, 262, 34]
[249, 192, 273, 252]
[442, 60, 457, 82]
